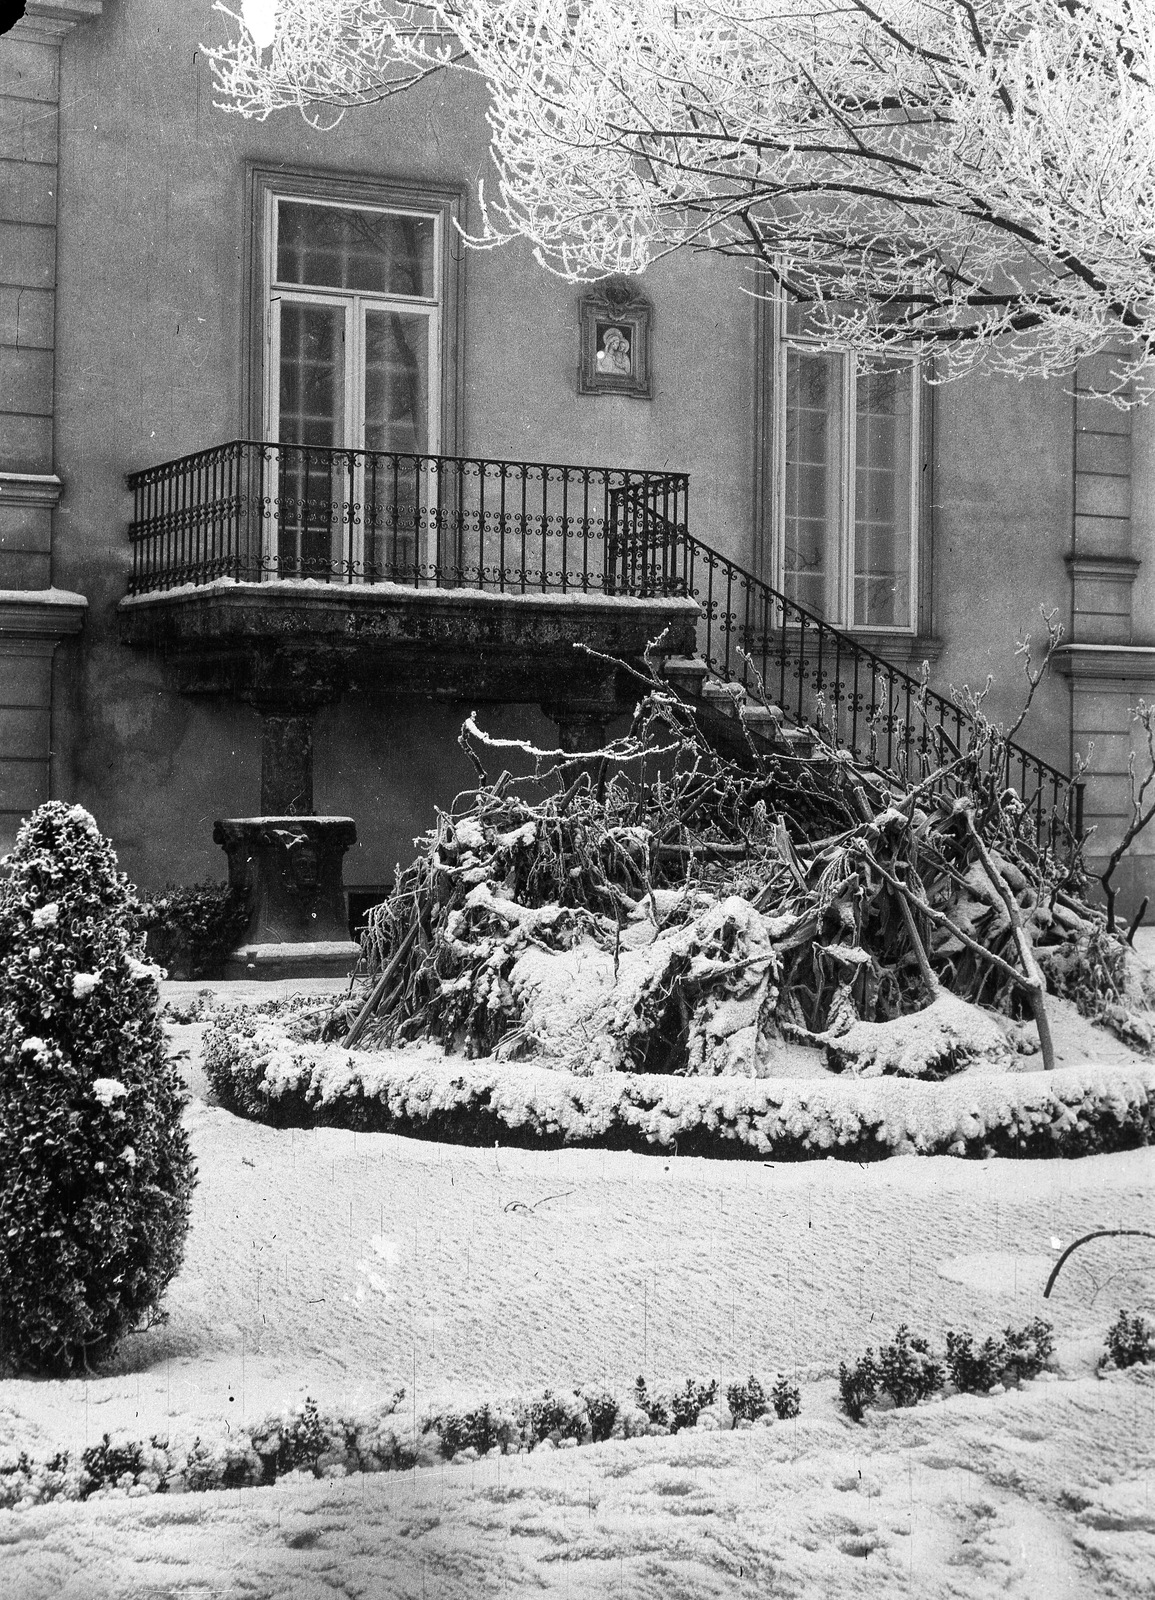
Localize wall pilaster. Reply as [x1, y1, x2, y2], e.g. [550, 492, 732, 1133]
[0, 1, 97, 851]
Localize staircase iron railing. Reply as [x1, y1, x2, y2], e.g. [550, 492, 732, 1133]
[606, 483, 1082, 848]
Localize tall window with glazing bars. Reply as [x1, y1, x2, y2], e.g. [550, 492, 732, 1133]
[774, 301, 921, 632]
[264, 190, 444, 579]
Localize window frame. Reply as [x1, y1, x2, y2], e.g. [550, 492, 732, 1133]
[243, 164, 465, 458]
[756, 284, 934, 640]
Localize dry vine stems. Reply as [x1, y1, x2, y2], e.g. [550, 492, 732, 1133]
[338, 631, 1149, 1078]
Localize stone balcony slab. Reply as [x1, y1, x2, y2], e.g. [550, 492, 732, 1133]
[118, 577, 700, 713]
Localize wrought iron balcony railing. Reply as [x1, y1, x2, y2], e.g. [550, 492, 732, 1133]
[125, 439, 688, 598]
[126, 439, 1079, 844]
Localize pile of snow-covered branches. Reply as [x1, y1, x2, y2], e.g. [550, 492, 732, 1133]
[335, 666, 1153, 1082]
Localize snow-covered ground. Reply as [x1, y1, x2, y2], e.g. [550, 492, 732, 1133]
[0, 978, 1152, 1598]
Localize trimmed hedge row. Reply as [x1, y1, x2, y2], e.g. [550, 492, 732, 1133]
[0, 1370, 795, 1512]
[203, 1008, 1155, 1161]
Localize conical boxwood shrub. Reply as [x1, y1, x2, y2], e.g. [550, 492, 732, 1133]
[0, 803, 196, 1373]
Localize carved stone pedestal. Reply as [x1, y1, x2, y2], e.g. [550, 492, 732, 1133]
[214, 816, 361, 979]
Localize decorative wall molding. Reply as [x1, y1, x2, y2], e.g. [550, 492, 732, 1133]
[0, 588, 87, 640]
[0, 473, 63, 510]
[1064, 553, 1141, 583]
[1054, 643, 1155, 683]
[11, 1, 102, 41]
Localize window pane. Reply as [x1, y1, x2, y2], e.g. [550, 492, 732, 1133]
[278, 302, 345, 446]
[277, 301, 345, 576]
[364, 309, 430, 454]
[785, 299, 853, 339]
[854, 363, 913, 628]
[784, 349, 842, 618]
[364, 309, 431, 575]
[277, 201, 435, 297]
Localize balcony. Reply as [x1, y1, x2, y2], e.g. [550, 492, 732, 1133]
[118, 441, 700, 755]
[117, 439, 1076, 844]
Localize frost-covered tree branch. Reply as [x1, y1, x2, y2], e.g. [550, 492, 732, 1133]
[207, 1, 1155, 389]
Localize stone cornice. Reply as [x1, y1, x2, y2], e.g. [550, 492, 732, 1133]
[0, 473, 63, 510]
[1065, 553, 1141, 582]
[1054, 643, 1155, 682]
[0, 587, 87, 640]
[11, 1, 102, 41]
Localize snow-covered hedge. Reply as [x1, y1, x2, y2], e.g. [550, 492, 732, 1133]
[0, 1370, 791, 1511]
[203, 1007, 1155, 1160]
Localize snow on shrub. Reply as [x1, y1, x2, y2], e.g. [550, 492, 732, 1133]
[203, 1006, 1155, 1162]
[839, 1319, 1054, 1420]
[876, 1325, 944, 1407]
[0, 1368, 797, 1510]
[771, 1374, 802, 1419]
[1102, 1309, 1155, 1371]
[726, 1375, 769, 1424]
[0, 803, 195, 1373]
[945, 1317, 1054, 1394]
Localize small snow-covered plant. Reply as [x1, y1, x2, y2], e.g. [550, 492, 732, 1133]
[633, 1375, 668, 1429]
[726, 1375, 769, 1424]
[771, 1375, 802, 1420]
[838, 1352, 879, 1422]
[1104, 1310, 1155, 1370]
[945, 1331, 1005, 1393]
[81, 1433, 144, 1492]
[0, 1452, 35, 1511]
[276, 1397, 327, 1474]
[429, 1401, 519, 1459]
[669, 1377, 719, 1433]
[519, 1388, 587, 1448]
[877, 1326, 943, 1408]
[577, 1385, 619, 1444]
[184, 1433, 262, 1492]
[633, 1375, 718, 1433]
[1001, 1318, 1054, 1383]
[945, 1319, 1053, 1392]
[0, 803, 195, 1374]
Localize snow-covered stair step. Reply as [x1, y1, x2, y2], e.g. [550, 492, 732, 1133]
[664, 658, 817, 756]
[738, 701, 783, 735]
[700, 676, 748, 713]
[661, 654, 710, 697]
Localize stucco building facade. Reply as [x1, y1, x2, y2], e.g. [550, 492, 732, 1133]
[3, 0, 1154, 924]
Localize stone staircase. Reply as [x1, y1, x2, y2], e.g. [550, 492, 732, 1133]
[661, 654, 819, 762]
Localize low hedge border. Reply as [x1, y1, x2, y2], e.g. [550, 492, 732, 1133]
[838, 1318, 1055, 1421]
[0, 1370, 796, 1512]
[203, 1008, 1155, 1161]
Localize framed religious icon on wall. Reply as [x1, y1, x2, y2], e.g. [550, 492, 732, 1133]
[577, 278, 653, 398]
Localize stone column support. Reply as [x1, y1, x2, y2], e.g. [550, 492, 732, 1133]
[259, 712, 315, 816]
[546, 706, 610, 754]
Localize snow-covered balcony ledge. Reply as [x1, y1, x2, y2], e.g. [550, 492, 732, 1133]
[116, 575, 699, 721]
[119, 439, 699, 740]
